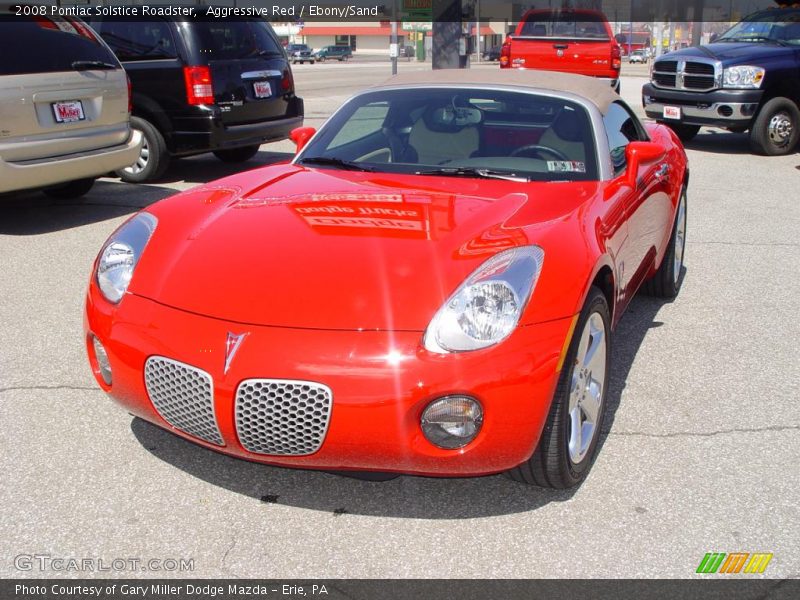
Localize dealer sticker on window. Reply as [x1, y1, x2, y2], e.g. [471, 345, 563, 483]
[52, 101, 85, 123]
[547, 161, 586, 173]
[663, 105, 681, 120]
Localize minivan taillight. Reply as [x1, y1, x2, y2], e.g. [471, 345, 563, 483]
[280, 68, 294, 93]
[183, 66, 214, 105]
[126, 74, 132, 114]
[500, 38, 511, 68]
[611, 44, 622, 70]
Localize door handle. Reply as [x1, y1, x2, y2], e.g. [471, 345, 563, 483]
[655, 163, 670, 181]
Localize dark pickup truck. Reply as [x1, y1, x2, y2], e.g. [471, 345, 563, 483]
[642, 7, 800, 155]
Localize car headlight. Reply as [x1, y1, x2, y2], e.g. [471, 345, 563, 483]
[423, 246, 545, 353]
[96, 212, 157, 303]
[722, 66, 765, 89]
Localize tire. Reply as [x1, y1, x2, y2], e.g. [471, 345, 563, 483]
[642, 186, 687, 298]
[42, 177, 95, 199]
[748, 96, 800, 156]
[213, 145, 260, 163]
[116, 116, 169, 183]
[508, 287, 611, 488]
[664, 122, 700, 143]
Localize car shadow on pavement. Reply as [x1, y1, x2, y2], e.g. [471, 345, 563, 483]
[129, 275, 685, 519]
[0, 180, 175, 235]
[131, 417, 578, 519]
[595, 271, 686, 457]
[682, 130, 756, 155]
[156, 150, 294, 185]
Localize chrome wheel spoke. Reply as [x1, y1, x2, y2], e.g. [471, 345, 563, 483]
[583, 380, 602, 424]
[567, 310, 607, 464]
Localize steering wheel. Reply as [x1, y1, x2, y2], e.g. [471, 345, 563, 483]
[509, 144, 570, 161]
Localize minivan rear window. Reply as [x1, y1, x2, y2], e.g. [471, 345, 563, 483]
[92, 20, 178, 61]
[0, 17, 119, 75]
[189, 21, 284, 60]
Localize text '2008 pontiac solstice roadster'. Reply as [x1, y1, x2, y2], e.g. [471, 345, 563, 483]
[85, 70, 688, 488]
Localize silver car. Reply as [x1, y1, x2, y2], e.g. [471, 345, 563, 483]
[0, 13, 141, 198]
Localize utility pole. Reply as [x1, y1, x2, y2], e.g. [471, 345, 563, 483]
[391, 19, 398, 75]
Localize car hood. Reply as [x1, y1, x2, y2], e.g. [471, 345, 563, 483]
[131, 165, 595, 330]
[664, 42, 794, 63]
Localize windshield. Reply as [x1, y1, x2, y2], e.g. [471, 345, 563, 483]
[297, 88, 598, 182]
[718, 9, 800, 45]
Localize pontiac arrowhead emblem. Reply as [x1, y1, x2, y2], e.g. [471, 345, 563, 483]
[224, 332, 248, 375]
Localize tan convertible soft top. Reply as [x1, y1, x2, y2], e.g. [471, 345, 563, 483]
[378, 69, 619, 113]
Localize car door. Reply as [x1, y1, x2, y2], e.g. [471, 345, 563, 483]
[603, 102, 672, 305]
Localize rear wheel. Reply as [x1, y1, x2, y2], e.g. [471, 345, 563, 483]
[42, 178, 95, 199]
[508, 287, 611, 488]
[665, 123, 701, 143]
[213, 145, 260, 163]
[643, 186, 687, 298]
[116, 116, 169, 183]
[749, 97, 800, 156]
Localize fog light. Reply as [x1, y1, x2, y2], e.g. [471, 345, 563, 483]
[92, 336, 112, 386]
[421, 396, 483, 449]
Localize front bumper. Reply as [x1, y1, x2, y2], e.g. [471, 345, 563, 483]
[642, 83, 763, 128]
[85, 290, 572, 477]
[0, 130, 142, 194]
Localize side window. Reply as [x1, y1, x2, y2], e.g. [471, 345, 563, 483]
[603, 102, 646, 174]
[94, 20, 177, 61]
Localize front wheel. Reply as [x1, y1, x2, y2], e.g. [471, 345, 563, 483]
[749, 96, 800, 156]
[213, 145, 260, 163]
[508, 287, 611, 488]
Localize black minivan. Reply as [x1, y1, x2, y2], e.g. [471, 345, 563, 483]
[89, 17, 303, 182]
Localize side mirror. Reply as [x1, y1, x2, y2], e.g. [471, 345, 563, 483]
[289, 126, 316, 153]
[624, 141, 666, 188]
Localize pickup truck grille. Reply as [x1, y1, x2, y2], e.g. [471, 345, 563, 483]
[652, 58, 719, 92]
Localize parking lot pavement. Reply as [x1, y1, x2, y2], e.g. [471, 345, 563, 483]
[1, 66, 798, 579]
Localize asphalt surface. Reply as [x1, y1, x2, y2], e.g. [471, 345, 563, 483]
[1, 61, 798, 580]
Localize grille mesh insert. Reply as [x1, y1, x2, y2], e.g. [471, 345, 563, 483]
[144, 357, 223, 446]
[235, 379, 332, 455]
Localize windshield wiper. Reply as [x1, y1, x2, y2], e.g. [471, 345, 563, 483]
[71, 60, 117, 71]
[299, 156, 375, 172]
[251, 49, 284, 58]
[415, 167, 530, 182]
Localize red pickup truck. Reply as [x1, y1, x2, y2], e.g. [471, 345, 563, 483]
[500, 9, 622, 93]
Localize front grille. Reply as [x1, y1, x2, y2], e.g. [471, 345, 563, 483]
[144, 357, 223, 446]
[652, 59, 718, 91]
[654, 73, 677, 87]
[235, 379, 332, 456]
[685, 62, 714, 75]
[684, 75, 715, 89]
[656, 60, 678, 73]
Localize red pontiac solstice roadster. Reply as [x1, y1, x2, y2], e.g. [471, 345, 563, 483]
[84, 70, 688, 488]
